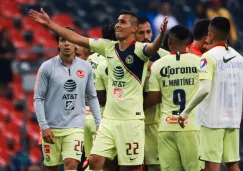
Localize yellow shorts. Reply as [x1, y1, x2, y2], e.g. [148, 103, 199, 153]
[145, 123, 159, 165]
[158, 131, 201, 171]
[200, 126, 240, 163]
[91, 118, 145, 165]
[84, 116, 96, 157]
[42, 129, 84, 166]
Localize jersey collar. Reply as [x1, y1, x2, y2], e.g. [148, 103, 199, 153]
[213, 43, 229, 50]
[57, 55, 77, 66]
[170, 52, 188, 54]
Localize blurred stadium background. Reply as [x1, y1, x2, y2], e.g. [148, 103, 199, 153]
[0, 0, 242, 170]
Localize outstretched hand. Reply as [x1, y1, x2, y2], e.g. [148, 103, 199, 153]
[29, 8, 51, 26]
[160, 16, 168, 33]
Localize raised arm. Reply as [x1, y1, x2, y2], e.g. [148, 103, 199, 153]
[144, 17, 168, 56]
[29, 8, 90, 48]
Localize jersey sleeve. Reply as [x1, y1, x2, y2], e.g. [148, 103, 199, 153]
[149, 63, 160, 91]
[89, 38, 111, 57]
[34, 62, 50, 131]
[157, 48, 169, 58]
[134, 42, 151, 61]
[95, 64, 106, 91]
[199, 53, 216, 80]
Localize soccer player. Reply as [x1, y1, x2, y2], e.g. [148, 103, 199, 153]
[145, 25, 201, 171]
[179, 17, 243, 171]
[29, 8, 168, 171]
[187, 19, 210, 56]
[34, 26, 101, 171]
[135, 16, 168, 171]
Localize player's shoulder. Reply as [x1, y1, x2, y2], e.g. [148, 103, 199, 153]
[76, 57, 93, 70]
[40, 55, 58, 69]
[158, 48, 169, 57]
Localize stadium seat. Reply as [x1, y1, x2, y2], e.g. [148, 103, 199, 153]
[10, 82, 25, 101]
[52, 13, 74, 27]
[27, 93, 34, 114]
[22, 17, 42, 31]
[16, 0, 36, 5]
[29, 146, 42, 164]
[87, 27, 102, 38]
[0, 0, 22, 18]
[0, 18, 14, 30]
[8, 29, 27, 49]
[0, 147, 11, 168]
[11, 110, 24, 127]
[0, 98, 14, 115]
[27, 121, 40, 143]
[16, 44, 36, 61]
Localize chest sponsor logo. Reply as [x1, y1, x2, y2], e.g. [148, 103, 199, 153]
[66, 101, 75, 110]
[64, 79, 76, 92]
[113, 66, 124, 80]
[76, 70, 85, 78]
[113, 88, 123, 99]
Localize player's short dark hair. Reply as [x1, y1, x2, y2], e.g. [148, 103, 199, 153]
[193, 19, 210, 40]
[137, 17, 150, 25]
[55, 26, 77, 42]
[119, 10, 138, 26]
[210, 17, 230, 35]
[169, 25, 190, 41]
[102, 24, 117, 41]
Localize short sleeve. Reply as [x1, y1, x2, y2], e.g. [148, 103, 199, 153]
[134, 42, 151, 61]
[199, 53, 216, 80]
[149, 64, 160, 91]
[89, 38, 111, 57]
[157, 48, 169, 58]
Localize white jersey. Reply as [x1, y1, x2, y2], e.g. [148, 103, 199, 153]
[198, 44, 243, 128]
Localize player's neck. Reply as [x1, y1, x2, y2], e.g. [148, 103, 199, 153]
[59, 53, 75, 67]
[170, 46, 186, 53]
[212, 40, 228, 47]
[118, 36, 136, 51]
[192, 40, 202, 49]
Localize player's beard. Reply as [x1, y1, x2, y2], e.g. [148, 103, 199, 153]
[143, 39, 151, 43]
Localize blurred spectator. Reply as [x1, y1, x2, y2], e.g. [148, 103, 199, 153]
[206, 0, 238, 43]
[0, 29, 16, 98]
[153, 1, 178, 36]
[195, 2, 207, 20]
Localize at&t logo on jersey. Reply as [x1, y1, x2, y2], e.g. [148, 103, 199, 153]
[63, 79, 77, 110]
[112, 66, 125, 87]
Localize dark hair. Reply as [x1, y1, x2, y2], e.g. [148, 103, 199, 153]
[102, 24, 117, 41]
[193, 19, 210, 40]
[119, 10, 137, 18]
[55, 26, 77, 42]
[210, 17, 230, 35]
[162, 32, 170, 51]
[119, 10, 138, 26]
[137, 17, 150, 25]
[169, 25, 190, 41]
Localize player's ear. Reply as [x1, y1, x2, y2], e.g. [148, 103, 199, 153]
[168, 35, 172, 51]
[132, 25, 138, 34]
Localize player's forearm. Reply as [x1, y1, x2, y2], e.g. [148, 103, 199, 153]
[48, 21, 90, 48]
[34, 99, 49, 131]
[181, 80, 211, 118]
[87, 95, 101, 126]
[145, 32, 164, 56]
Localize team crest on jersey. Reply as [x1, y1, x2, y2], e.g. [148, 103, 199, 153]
[76, 70, 85, 78]
[125, 55, 134, 64]
[46, 155, 50, 162]
[200, 58, 207, 69]
[113, 88, 123, 99]
[66, 101, 75, 110]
